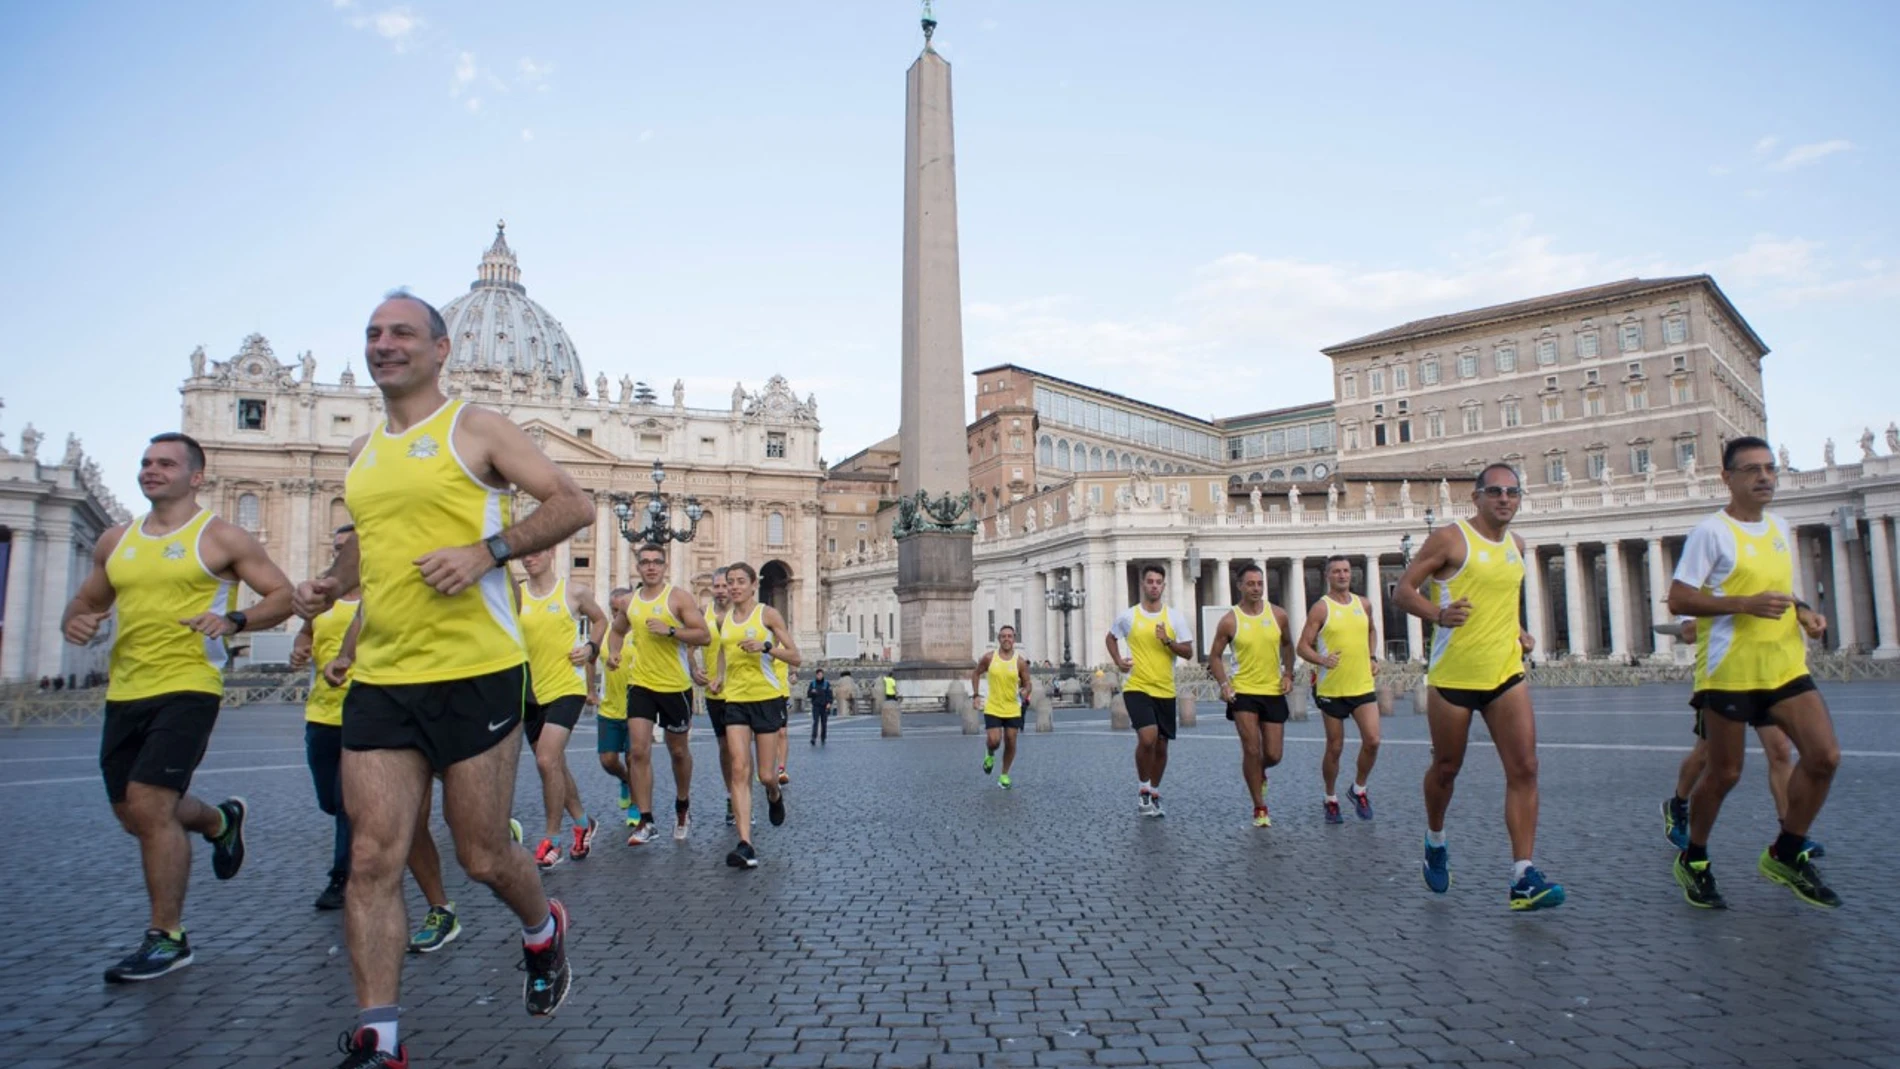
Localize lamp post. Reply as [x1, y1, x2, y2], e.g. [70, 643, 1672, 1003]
[608, 460, 705, 546]
[1044, 571, 1088, 682]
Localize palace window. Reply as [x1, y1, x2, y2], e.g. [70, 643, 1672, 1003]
[1664, 317, 1687, 345]
[1536, 338, 1558, 366]
[1546, 455, 1566, 484]
[1619, 321, 1644, 352]
[1462, 406, 1482, 434]
[1542, 396, 1562, 423]
[1393, 365, 1410, 390]
[1458, 352, 1478, 379]
[236, 493, 261, 531]
[1578, 331, 1600, 359]
[1420, 358, 1440, 385]
[1626, 383, 1648, 411]
[1677, 438, 1697, 470]
[1369, 368, 1386, 395]
[1501, 400, 1521, 428]
[767, 511, 786, 546]
[1588, 452, 1608, 480]
[766, 432, 787, 458]
[1631, 445, 1652, 474]
[1672, 378, 1694, 405]
[1495, 346, 1517, 374]
[1426, 411, 1444, 438]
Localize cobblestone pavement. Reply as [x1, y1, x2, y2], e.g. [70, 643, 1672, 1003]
[3, 682, 1898, 1068]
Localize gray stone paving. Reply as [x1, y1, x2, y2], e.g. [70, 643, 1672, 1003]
[2, 683, 1898, 1068]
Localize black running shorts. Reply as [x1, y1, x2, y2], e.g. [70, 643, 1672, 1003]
[100, 691, 221, 804]
[524, 693, 586, 747]
[628, 685, 693, 734]
[344, 663, 527, 772]
[1692, 675, 1819, 729]
[724, 697, 786, 735]
[704, 696, 729, 737]
[1225, 692, 1289, 724]
[983, 713, 1023, 732]
[1123, 691, 1178, 740]
[1314, 692, 1377, 720]
[1431, 673, 1526, 713]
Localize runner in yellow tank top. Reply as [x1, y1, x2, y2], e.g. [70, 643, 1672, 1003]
[62, 432, 291, 983]
[1208, 562, 1293, 827]
[595, 588, 637, 816]
[1107, 563, 1195, 818]
[1397, 463, 1562, 912]
[694, 573, 738, 829]
[1297, 555, 1384, 825]
[290, 522, 363, 912]
[290, 293, 595, 1062]
[1665, 436, 1842, 909]
[969, 626, 1033, 788]
[517, 549, 608, 869]
[605, 543, 710, 845]
[709, 561, 801, 869]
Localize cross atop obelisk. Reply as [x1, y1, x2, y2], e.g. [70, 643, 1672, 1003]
[893, 2, 977, 692]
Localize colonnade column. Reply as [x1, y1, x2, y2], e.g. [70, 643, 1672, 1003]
[1216, 557, 1233, 609]
[593, 495, 613, 609]
[1562, 542, 1587, 659]
[1829, 524, 1861, 652]
[1645, 538, 1673, 660]
[1521, 544, 1549, 664]
[1869, 516, 1899, 659]
[1286, 558, 1308, 625]
[1364, 556, 1385, 661]
[1605, 541, 1630, 659]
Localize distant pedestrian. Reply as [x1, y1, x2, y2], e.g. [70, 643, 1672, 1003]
[806, 669, 834, 745]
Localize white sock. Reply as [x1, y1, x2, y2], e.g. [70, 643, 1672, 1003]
[1425, 827, 1447, 847]
[1138, 781, 1151, 795]
[1148, 780, 1162, 793]
[359, 1007, 399, 1053]
[522, 913, 556, 947]
[1325, 794, 1338, 804]
[1513, 859, 1533, 881]
[1352, 784, 1367, 796]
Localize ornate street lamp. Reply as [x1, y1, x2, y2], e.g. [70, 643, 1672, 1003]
[1043, 571, 1088, 682]
[609, 460, 704, 545]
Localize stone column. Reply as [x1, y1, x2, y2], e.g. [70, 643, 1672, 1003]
[1645, 538, 1673, 660]
[1364, 555, 1385, 661]
[1522, 545, 1549, 664]
[1829, 524, 1861, 652]
[1563, 542, 1587, 658]
[1405, 611, 1424, 663]
[593, 496, 613, 608]
[1789, 527, 1812, 605]
[288, 481, 313, 584]
[1869, 516, 1899, 659]
[33, 521, 74, 680]
[1285, 557, 1307, 624]
[1030, 570, 1049, 663]
[1604, 541, 1630, 658]
[0, 521, 37, 682]
[1216, 557, 1232, 608]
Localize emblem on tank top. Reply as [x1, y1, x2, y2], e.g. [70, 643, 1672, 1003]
[1772, 536, 1787, 553]
[544, 602, 561, 613]
[1476, 550, 1491, 563]
[407, 435, 440, 459]
[121, 545, 137, 559]
[163, 542, 186, 560]
[1743, 544, 1758, 557]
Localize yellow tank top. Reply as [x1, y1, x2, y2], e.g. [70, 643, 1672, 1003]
[345, 400, 524, 684]
[520, 577, 587, 704]
[105, 510, 235, 701]
[305, 598, 360, 726]
[1695, 514, 1806, 691]
[1428, 520, 1526, 691]
[598, 652, 634, 719]
[1229, 605, 1285, 695]
[719, 604, 785, 702]
[627, 584, 692, 693]
[1120, 604, 1181, 698]
[984, 649, 1024, 717]
[1316, 595, 1376, 698]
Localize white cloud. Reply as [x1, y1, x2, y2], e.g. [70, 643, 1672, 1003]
[349, 6, 424, 52]
[517, 56, 553, 90]
[465, 97, 481, 113]
[1753, 136, 1779, 156]
[452, 51, 476, 95]
[1706, 235, 1822, 286]
[521, 128, 534, 142]
[1769, 139, 1853, 171]
[332, 0, 355, 7]
[638, 129, 654, 143]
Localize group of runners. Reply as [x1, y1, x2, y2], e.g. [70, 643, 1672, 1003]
[58, 287, 1846, 1067]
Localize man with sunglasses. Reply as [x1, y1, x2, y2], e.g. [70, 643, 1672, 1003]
[1395, 463, 1563, 911]
[1664, 436, 1841, 909]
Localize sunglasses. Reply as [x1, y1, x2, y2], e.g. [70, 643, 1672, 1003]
[1477, 486, 1523, 499]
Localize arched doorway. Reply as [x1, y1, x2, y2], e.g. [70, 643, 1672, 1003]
[760, 560, 792, 630]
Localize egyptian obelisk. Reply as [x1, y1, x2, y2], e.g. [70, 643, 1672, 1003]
[894, 2, 976, 694]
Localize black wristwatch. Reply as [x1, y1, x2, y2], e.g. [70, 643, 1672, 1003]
[224, 610, 248, 633]
[763, 640, 775, 655]
[667, 625, 677, 638]
[483, 533, 512, 567]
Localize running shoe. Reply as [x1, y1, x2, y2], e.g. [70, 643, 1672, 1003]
[1422, 841, 1451, 894]
[1148, 794, 1165, 819]
[103, 928, 192, 983]
[1324, 799, 1344, 824]
[617, 782, 632, 810]
[570, 817, 598, 861]
[1251, 806, 1271, 828]
[522, 899, 572, 1017]
[409, 904, 461, 953]
[1138, 789, 1156, 817]
[1803, 838, 1827, 860]
[983, 753, 995, 774]
[314, 873, 347, 911]
[768, 789, 787, 827]
[1758, 846, 1841, 908]
[626, 822, 655, 846]
[534, 838, 564, 869]
[1351, 787, 1373, 820]
[1673, 854, 1727, 909]
[509, 818, 523, 844]
[210, 796, 248, 880]
[1508, 866, 1566, 911]
[1662, 796, 1690, 850]
[725, 799, 735, 826]
[336, 1028, 409, 1069]
[673, 813, 691, 841]
[726, 840, 760, 869]
[998, 773, 1012, 790]
[777, 765, 790, 786]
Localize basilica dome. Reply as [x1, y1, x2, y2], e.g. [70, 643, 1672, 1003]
[440, 222, 587, 395]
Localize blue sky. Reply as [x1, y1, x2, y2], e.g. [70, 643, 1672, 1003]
[3, 1, 1895, 508]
